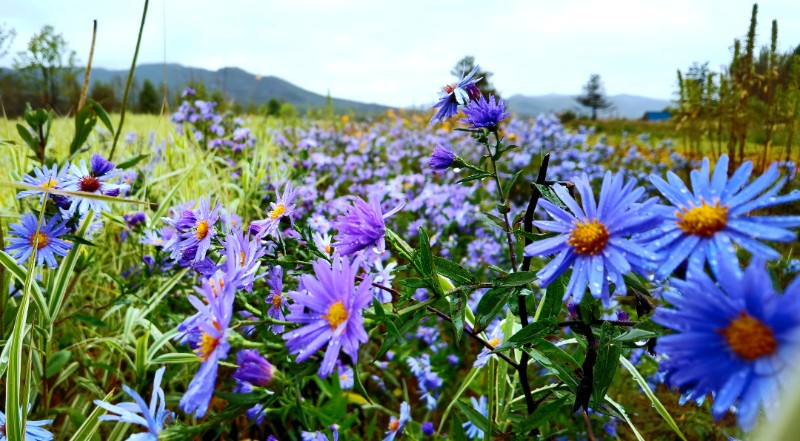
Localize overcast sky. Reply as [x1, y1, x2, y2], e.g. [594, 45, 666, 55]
[3, 0, 800, 107]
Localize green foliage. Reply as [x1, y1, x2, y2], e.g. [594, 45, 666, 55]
[575, 74, 612, 120]
[138, 79, 161, 114]
[12, 24, 79, 112]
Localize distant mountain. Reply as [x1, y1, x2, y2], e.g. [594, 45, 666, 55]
[506, 93, 672, 119]
[84, 63, 390, 114]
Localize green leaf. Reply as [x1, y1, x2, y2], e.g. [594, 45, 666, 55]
[612, 328, 658, 343]
[48, 213, 94, 321]
[449, 291, 467, 343]
[535, 183, 567, 209]
[592, 322, 623, 409]
[415, 228, 434, 277]
[70, 104, 98, 155]
[578, 292, 599, 324]
[0, 182, 151, 206]
[352, 364, 373, 404]
[455, 399, 490, 436]
[604, 396, 646, 441]
[456, 171, 494, 184]
[474, 288, 513, 332]
[535, 274, 566, 321]
[86, 98, 114, 134]
[15, 123, 37, 151]
[61, 234, 95, 247]
[72, 313, 108, 329]
[516, 395, 569, 435]
[432, 257, 478, 286]
[502, 169, 525, 200]
[69, 390, 115, 441]
[0, 251, 49, 322]
[372, 297, 401, 340]
[494, 271, 537, 288]
[151, 353, 202, 364]
[527, 340, 580, 391]
[493, 319, 557, 352]
[117, 154, 150, 170]
[216, 389, 270, 405]
[476, 212, 507, 232]
[619, 356, 687, 441]
[396, 278, 428, 289]
[45, 350, 72, 378]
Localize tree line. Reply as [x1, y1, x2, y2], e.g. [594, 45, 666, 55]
[674, 4, 800, 168]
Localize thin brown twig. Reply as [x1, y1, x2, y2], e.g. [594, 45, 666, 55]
[582, 409, 597, 441]
[77, 20, 98, 111]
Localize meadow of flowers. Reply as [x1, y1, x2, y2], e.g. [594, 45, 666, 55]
[1, 66, 800, 441]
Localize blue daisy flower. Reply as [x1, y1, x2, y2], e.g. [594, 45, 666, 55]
[460, 95, 510, 131]
[163, 197, 221, 264]
[647, 155, 800, 279]
[93, 366, 174, 440]
[6, 213, 73, 268]
[16, 163, 69, 205]
[462, 396, 488, 440]
[0, 408, 53, 441]
[62, 154, 129, 216]
[384, 401, 411, 441]
[653, 258, 800, 430]
[430, 65, 482, 125]
[524, 171, 661, 305]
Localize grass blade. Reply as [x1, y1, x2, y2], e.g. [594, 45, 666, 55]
[47, 212, 94, 323]
[619, 355, 687, 441]
[69, 390, 115, 441]
[0, 251, 50, 322]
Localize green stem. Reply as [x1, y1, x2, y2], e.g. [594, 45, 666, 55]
[108, 0, 150, 161]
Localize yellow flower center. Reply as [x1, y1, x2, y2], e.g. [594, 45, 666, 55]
[196, 322, 222, 361]
[272, 292, 282, 310]
[195, 220, 209, 240]
[29, 232, 50, 250]
[676, 201, 728, 237]
[720, 312, 777, 361]
[388, 419, 400, 432]
[269, 203, 286, 221]
[240, 251, 246, 267]
[40, 178, 57, 189]
[340, 373, 348, 382]
[489, 338, 501, 347]
[567, 219, 609, 255]
[325, 244, 332, 255]
[323, 301, 348, 329]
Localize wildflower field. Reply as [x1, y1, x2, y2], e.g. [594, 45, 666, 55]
[3, 3, 800, 441]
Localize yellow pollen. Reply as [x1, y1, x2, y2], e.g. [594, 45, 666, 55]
[269, 203, 286, 221]
[29, 232, 50, 250]
[489, 338, 501, 347]
[676, 200, 728, 237]
[720, 312, 777, 360]
[240, 251, 246, 266]
[40, 178, 57, 189]
[195, 220, 210, 240]
[325, 244, 332, 255]
[323, 301, 348, 329]
[196, 322, 222, 360]
[272, 292, 282, 309]
[567, 219, 610, 255]
[388, 419, 400, 432]
[340, 373, 348, 381]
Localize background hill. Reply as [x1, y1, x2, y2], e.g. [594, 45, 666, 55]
[506, 93, 672, 119]
[85, 63, 391, 114]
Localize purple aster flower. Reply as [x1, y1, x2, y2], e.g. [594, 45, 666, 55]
[182, 87, 196, 97]
[16, 162, 68, 204]
[462, 396, 488, 440]
[302, 430, 339, 441]
[233, 350, 275, 387]
[646, 155, 800, 279]
[250, 182, 297, 239]
[406, 354, 442, 410]
[524, 172, 661, 305]
[332, 196, 403, 256]
[94, 366, 173, 440]
[460, 95, 510, 131]
[266, 266, 287, 334]
[0, 409, 53, 441]
[283, 256, 373, 378]
[653, 258, 800, 430]
[447, 354, 459, 366]
[430, 65, 481, 125]
[222, 229, 265, 292]
[421, 422, 435, 436]
[338, 363, 354, 390]
[62, 154, 129, 216]
[429, 144, 457, 171]
[163, 197, 221, 263]
[384, 402, 411, 441]
[246, 403, 267, 425]
[370, 259, 397, 303]
[6, 213, 73, 268]
[124, 212, 146, 228]
[177, 271, 235, 418]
